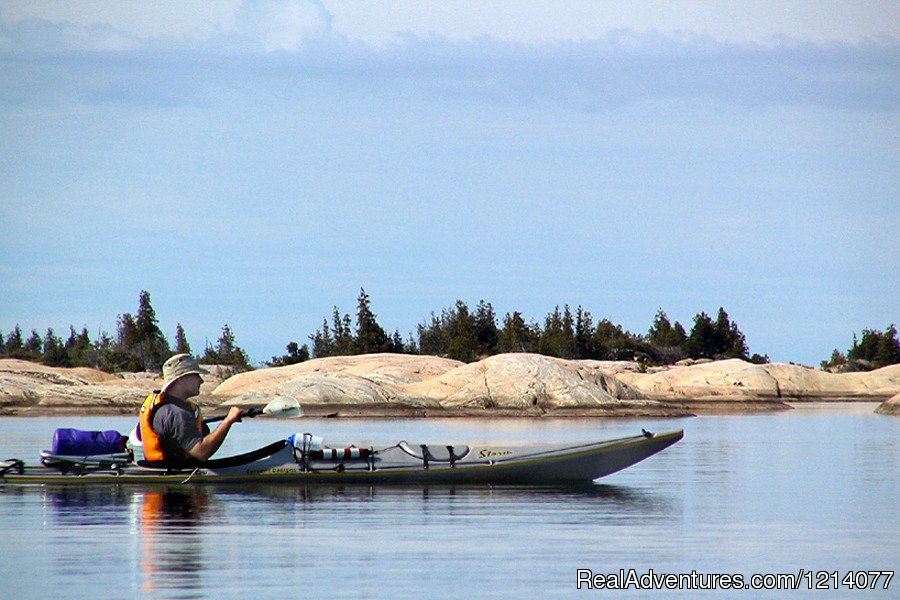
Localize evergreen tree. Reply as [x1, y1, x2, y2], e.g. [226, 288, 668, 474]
[114, 313, 140, 370]
[417, 312, 446, 356]
[684, 311, 717, 358]
[390, 330, 407, 353]
[875, 325, 900, 367]
[847, 325, 900, 368]
[42, 328, 68, 367]
[64, 326, 95, 367]
[355, 288, 391, 354]
[682, 308, 749, 360]
[204, 324, 250, 369]
[404, 332, 419, 354]
[93, 331, 116, 371]
[133, 290, 170, 370]
[174, 323, 192, 355]
[574, 306, 594, 359]
[538, 305, 576, 358]
[473, 300, 499, 356]
[333, 308, 355, 354]
[444, 300, 478, 362]
[648, 309, 687, 349]
[592, 319, 630, 360]
[117, 313, 138, 350]
[24, 329, 42, 358]
[4, 325, 24, 358]
[497, 311, 537, 353]
[310, 317, 335, 358]
[112, 291, 171, 370]
[714, 307, 749, 359]
[268, 341, 310, 367]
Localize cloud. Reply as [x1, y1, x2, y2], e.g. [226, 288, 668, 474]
[1, 4, 897, 115]
[0, 0, 335, 54]
[0, 14, 140, 52]
[234, 0, 332, 51]
[6, 27, 898, 116]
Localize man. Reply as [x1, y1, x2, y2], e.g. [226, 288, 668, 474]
[138, 353, 243, 464]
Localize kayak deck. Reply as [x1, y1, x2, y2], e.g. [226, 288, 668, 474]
[1, 429, 683, 485]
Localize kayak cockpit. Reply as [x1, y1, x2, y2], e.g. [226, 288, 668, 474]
[137, 439, 289, 470]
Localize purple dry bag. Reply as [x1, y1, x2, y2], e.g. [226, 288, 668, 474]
[51, 429, 128, 456]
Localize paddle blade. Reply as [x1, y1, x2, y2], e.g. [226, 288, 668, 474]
[262, 396, 303, 419]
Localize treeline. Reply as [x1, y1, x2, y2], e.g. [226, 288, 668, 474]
[299, 289, 765, 365]
[0, 291, 251, 372]
[821, 325, 900, 371]
[4, 289, 898, 373]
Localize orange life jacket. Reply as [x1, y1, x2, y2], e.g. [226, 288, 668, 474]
[138, 391, 203, 462]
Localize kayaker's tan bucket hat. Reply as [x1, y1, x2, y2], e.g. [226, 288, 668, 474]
[161, 353, 209, 392]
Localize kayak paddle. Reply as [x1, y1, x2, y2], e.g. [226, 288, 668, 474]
[205, 396, 303, 423]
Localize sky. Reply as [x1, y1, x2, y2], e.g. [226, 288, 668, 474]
[1, 0, 897, 367]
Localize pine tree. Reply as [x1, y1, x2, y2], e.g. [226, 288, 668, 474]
[310, 317, 335, 358]
[134, 290, 170, 370]
[648, 309, 686, 347]
[42, 328, 68, 367]
[574, 306, 594, 359]
[64, 326, 95, 367]
[592, 319, 630, 360]
[684, 312, 717, 359]
[268, 341, 310, 366]
[417, 312, 446, 356]
[4, 325, 24, 358]
[94, 331, 116, 371]
[497, 311, 536, 353]
[204, 324, 250, 369]
[647, 308, 688, 363]
[444, 300, 477, 362]
[174, 323, 191, 355]
[538, 305, 576, 358]
[332, 307, 355, 355]
[355, 288, 391, 354]
[473, 300, 499, 356]
[847, 324, 900, 368]
[24, 329, 42, 358]
[874, 325, 900, 367]
[390, 330, 406, 353]
[713, 308, 748, 359]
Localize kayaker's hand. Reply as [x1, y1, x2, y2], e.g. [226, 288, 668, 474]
[223, 406, 244, 425]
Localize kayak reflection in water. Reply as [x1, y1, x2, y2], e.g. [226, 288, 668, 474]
[138, 354, 243, 465]
[139, 488, 209, 593]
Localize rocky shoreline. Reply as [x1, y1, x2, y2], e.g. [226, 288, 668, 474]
[1, 354, 898, 418]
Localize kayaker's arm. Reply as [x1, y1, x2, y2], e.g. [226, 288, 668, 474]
[187, 406, 243, 462]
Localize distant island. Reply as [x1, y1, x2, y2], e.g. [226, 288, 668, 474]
[3, 290, 898, 417]
[2, 354, 897, 418]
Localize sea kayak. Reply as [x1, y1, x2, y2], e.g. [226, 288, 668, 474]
[0, 428, 682, 485]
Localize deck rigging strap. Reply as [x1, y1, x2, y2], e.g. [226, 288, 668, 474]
[397, 442, 469, 468]
[0, 459, 24, 476]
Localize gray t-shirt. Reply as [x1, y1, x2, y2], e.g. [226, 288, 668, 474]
[152, 399, 203, 462]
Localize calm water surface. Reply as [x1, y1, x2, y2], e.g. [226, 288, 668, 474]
[0, 405, 897, 599]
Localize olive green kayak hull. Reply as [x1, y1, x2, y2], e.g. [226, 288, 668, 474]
[1, 430, 683, 486]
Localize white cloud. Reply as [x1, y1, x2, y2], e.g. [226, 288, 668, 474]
[235, 0, 332, 52]
[323, 0, 900, 46]
[0, 0, 336, 53]
[0, 0, 239, 40]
